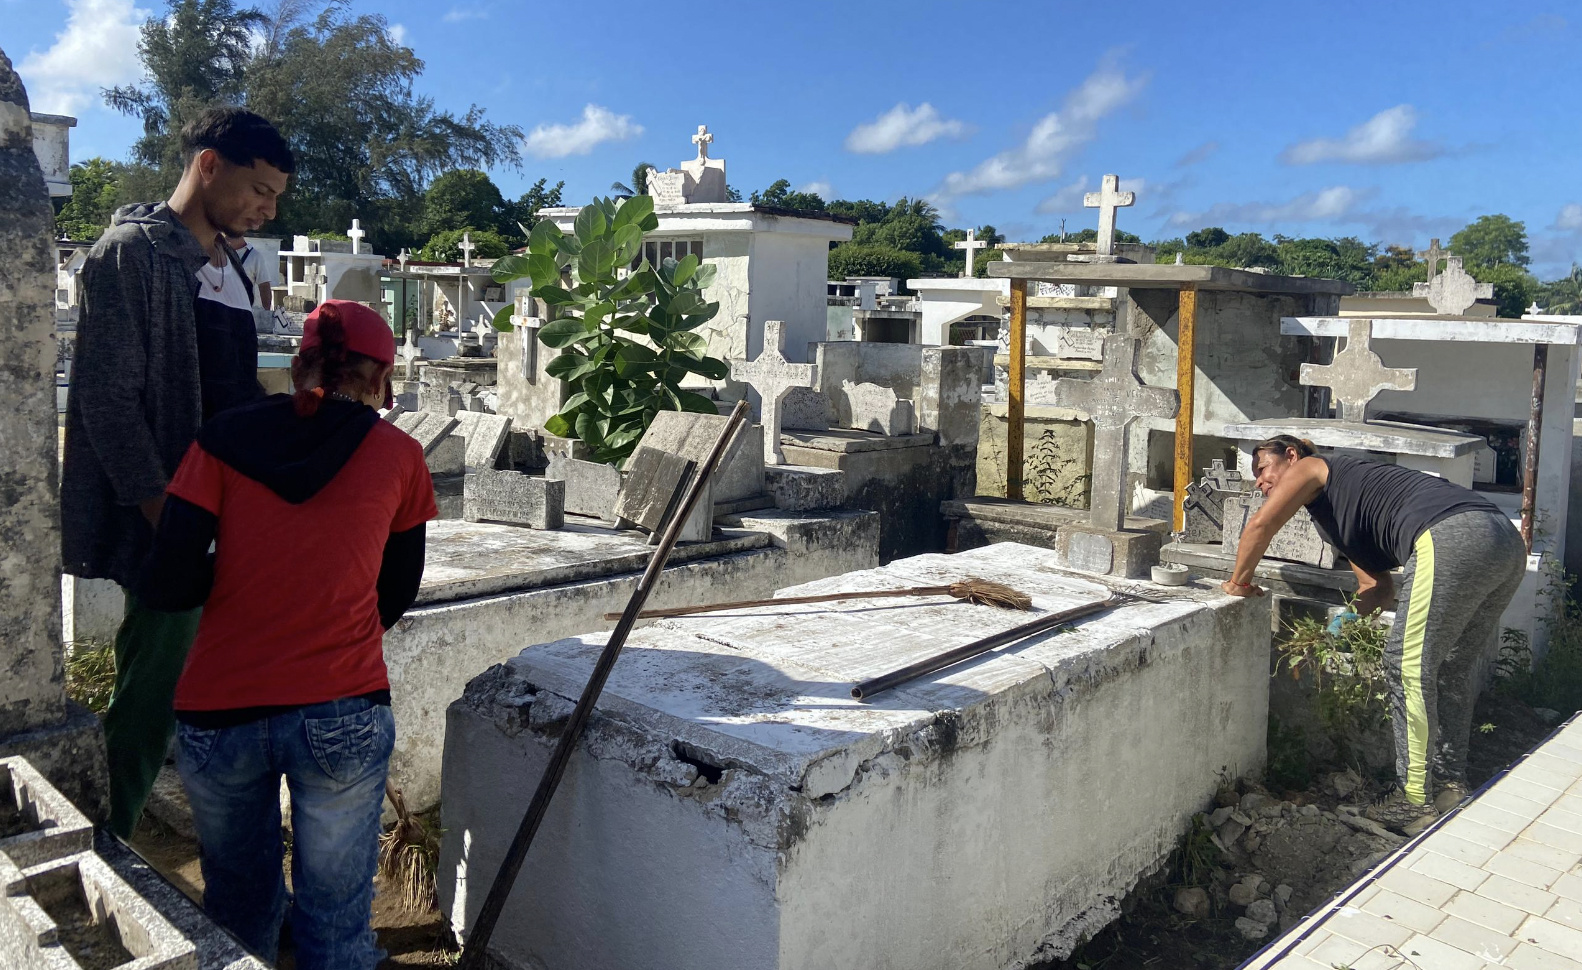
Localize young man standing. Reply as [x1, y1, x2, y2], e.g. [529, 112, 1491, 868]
[62, 107, 294, 838]
[226, 231, 277, 332]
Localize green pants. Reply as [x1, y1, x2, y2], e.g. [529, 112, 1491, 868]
[103, 591, 201, 838]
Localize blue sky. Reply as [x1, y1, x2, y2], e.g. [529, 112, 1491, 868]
[10, 0, 1582, 276]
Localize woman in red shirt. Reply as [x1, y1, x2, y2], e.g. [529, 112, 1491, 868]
[140, 301, 436, 969]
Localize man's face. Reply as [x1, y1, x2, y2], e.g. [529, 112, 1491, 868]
[1253, 449, 1296, 496]
[195, 150, 289, 238]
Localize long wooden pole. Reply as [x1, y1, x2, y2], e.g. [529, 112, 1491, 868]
[1172, 284, 1199, 532]
[456, 401, 750, 969]
[1520, 344, 1548, 551]
[1007, 279, 1028, 500]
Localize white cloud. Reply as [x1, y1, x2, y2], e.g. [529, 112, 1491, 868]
[388, 23, 408, 45]
[522, 104, 643, 159]
[1170, 186, 1371, 227]
[934, 54, 1147, 198]
[800, 180, 835, 199]
[18, 0, 149, 115]
[1175, 141, 1218, 168]
[1553, 203, 1582, 232]
[1035, 175, 1148, 215]
[442, 5, 486, 22]
[1280, 105, 1445, 165]
[844, 102, 967, 154]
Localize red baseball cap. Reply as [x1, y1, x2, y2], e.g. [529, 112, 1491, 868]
[302, 300, 397, 407]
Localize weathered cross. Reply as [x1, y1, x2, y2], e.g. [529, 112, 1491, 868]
[1417, 237, 1445, 283]
[1298, 319, 1416, 422]
[1203, 458, 1243, 492]
[1415, 256, 1494, 316]
[1083, 174, 1135, 257]
[458, 232, 476, 267]
[692, 124, 713, 160]
[1047, 333, 1180, 531]
[729, 320, 818, 466]
[401, 327, 421, 380]
[397, 248, 410, 272]
[954, 229, 989, 279]
[348, 219, 366, 255]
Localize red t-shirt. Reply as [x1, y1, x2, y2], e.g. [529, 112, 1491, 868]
[168, 422, 437, 711]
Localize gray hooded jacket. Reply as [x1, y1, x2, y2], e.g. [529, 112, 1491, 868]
[62, 203, 217, 587]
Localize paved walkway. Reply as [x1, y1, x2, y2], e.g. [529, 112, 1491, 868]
[1243, 715, 1582, 970]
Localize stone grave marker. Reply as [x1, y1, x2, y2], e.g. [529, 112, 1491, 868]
[1298, 319, 1416, 422]
[1064, 531, 1115, 574]
[1046, 333, 1180, 531]
[545, 456, 623, 523]
[613, 447, 711, 542]
[1412, 256, 1494, 315]
[420, 382, 461, 416]
[1221, 491, 1337, 568]
[1083, 174, 1135, 257]
[730, 320, 818, 465]
[839, 381, 916, 436]
[1181, 459, 1245, 543]
[781, 386, 832, 432]
[453, 411, 513, 472]
[394, 411, 460, 456]
[638, 410, 762, 503]
[427, 436, 465, 477]
[1416, 237, 1446, 284]
[464, 470, 565, 529]
[953, 228, 989, 279]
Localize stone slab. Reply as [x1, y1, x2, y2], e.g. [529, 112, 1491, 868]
[780, 429, 935, 454]
[636, 412, 763, 504]
[1222, 418, 1481, 459]
[986, 260, 1356, 296]
[1, 850, 197, 970]
[1056, 524, 1165, 579]
[838, 381, 916, 436]
[0, 757, 92, 869]
[426, 434, 465, 477]
[1222, 492, 1338, 568]
[439, 544, 1271, 970]
[453, 411, 513, 472]
[545, 457, 623, 523]
[764, 465, 845, 512]
[780, 386, 831, 432]
[394, 411, 460, 455]
[1159, 542, 1357, 604]
[414, 520, 771, 605]
[464, 470, 565, 530]
[613, 447, 710, 543]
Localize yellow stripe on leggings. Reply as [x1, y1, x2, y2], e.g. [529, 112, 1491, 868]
[1401, 530, 1436, 805]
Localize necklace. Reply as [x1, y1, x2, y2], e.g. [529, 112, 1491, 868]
[200, 258, 226, 293]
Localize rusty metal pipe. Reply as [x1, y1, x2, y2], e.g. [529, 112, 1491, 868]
[1520, 344, 1548, 551]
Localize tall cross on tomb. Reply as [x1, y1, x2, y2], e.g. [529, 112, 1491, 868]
[1047, 333, 1180, 531]
[398, 248, 410, 272]
[730, 320, 819, 466]
[1415, 256, 1494, 315]
[692, 124, 713, 160]
[348, 219, 367, 255]
[1083, 174, 1135, 257]
[458, 231, 476, 267]
[1298, 319, 1416, 422]
[954, 229, 989, 279]
[1417, 237, 1445, 283]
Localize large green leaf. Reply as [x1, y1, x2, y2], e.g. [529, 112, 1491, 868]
[574, 204, 606, 242]
[639, 213, 659, 232]
[680, 355, 729, 380]
[535, 284, 577, 305]
[491, 254, 532, 283]
[527, 253, 559, 289]
[538, 319, 592, 348]
[583, 302, 615, 330]
[668, 289, 703, 317]
[672, 253, 699, 287]
[613, 194, 654, 231]
[612, 224, 643, 266]
[692, 263, 717, 288]
[575, 411, 605, 447]
[490, 303, 516, 332]
[674, 306, 719, 331]
[578, 239, 613, 283]
[675, 390, 720, 414]
[601, 425, 645, 453]
[528, 220, 561, 257]
[556, 233, 583, 257]
[544, 413, 574, 438]
[669, 331, 708, 357]
[546, 354, 596, 381]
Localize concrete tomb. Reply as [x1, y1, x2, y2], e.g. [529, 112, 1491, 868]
[439, 543, 1270, 970]
[464, 470, 565, 530]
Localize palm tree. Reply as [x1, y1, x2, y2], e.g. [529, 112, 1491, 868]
[610, 162, 656, 199]
[1538, 264, 1582, 315]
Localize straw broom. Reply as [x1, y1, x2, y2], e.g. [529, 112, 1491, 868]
[378, 779, 440, 914]
[604, 577, 1032, 621]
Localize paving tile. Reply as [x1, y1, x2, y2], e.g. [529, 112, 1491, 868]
[1433, 913, 1521, 962]
[1543, 742, 1582, 766]
[1510, 762, 1578, 794]
[1429, 830, 1502, 865]
[1327, 906, 1415, 950]
[1557, 874, 1582, 903]
[1506, 941, 1582, 970]
[1529, 822, 1582, 855]
[1486, 781, 1563, 815]
[1519, 915, 1582, 961]
[1487, 852, 1568, 889]
[1505, 838, 1582, 875]
[1395, 932, 1494, 970]
[1358, 888, 1448, 933]
[1376, 866, 1460, 908]
[1477, 873, 1561, 916]
[1304, 933, 1400, 970]
[1549, 894, 1582, 931]
[1444, 888, 1531, 934]
[1410, 849, 1491, 891]
[1555, 793, 1582, 818]
[1459, 801, 1537, 835]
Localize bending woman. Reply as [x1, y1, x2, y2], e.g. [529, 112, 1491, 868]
[1221, 435, 1525, 834]
[138, 301, 437, 969]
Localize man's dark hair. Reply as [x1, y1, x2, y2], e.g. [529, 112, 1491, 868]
[180, 107, 295, 175]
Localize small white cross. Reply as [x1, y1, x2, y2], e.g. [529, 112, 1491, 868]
[953, 229, 989, 279]
[1527, 301, 1543, 316]
[458, 232, 476, 267]
[692, 125, 713, 160]
[347, 219, 367, 255]
[730, 320, 819, 466]
[1083, 174, 1136, 257]
[398, 249, 410, 272]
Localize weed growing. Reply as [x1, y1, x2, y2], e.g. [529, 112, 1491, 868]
[64, 639, 116, 716]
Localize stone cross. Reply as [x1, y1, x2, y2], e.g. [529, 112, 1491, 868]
[401, 327, 420, 380]
[692, 124, 713, 159]
[1413, 256, 1494, 315]
[398, 248, 409, 272]
[1417, 238, 1445, 283]
[348, 218, 366, 254]
[458, 231, 476, 267]
[1083, 174, 1135, 257]
[954, 229, 989, 279]
[1047, 333, 1180, 531]
[1203, 458, 1243, 492]
[1298, 319, 1416, 422]
[1527, 301, 1543, 315]
[729, 320, 818, 466]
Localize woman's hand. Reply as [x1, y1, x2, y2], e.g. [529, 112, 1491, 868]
[1221, 579, 1265, 597]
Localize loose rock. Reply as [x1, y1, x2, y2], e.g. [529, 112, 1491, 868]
[1228, 882, 1258, 907]
[1240, 792, 1273, 815]
[1246, 899, 1278, 925]
[1218, 818, 1248, 847]
[1208, 806, 1234, 828]
[1173, 887, 1210, 919]
[1330, 769, 1362, 798]
[1235, 916, 1269, 941]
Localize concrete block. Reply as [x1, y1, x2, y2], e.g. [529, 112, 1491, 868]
[0, 705, 108, 826]
[453, 411, 514, 472]
[1055, 523, 1164, 579]
[464, 471, 565, 530]
[0, 851, 197, 970]
[0, 758, 92, 869]
[59, 577, 122, 646]
[637, 412, 763, 504]
[613, 447, 711, 542]
[425, 435, 465, 478]
[839, 381, 916, 436]
[765, 465, 845, 512]
[545, 457, 623, 522]
[541, 435, 591, 464]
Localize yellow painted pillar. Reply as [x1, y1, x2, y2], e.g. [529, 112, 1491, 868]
[1007, 279, 1027, 500]
[1172, 284, 1198, 532]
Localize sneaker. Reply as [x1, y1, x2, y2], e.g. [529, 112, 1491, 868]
[1365, 788, 1438, 836]
[1433, 781, 1471, 814]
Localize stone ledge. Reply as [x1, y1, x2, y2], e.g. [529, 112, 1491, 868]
[0, 757, 93, 868]
[780, 429, 935, 454]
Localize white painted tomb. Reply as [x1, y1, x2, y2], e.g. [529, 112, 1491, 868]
[439, 543, 1270, 970]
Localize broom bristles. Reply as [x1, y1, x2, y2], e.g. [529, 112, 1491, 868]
[947, 578, 1033, 611]
[379, 782, 441, 914]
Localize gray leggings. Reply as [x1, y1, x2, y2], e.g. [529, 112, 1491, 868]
[1386, 510, 1526, 803]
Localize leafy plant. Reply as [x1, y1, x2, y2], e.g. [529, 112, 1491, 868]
[1275, 605, 1392, 765]
[1496, 569, 1582, 714]
[489, 195, 727, 464]
[65, 639, 116, 717]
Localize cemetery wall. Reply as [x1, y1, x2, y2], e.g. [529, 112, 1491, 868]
[698, 232, 751, 365]
[976, 404, 1092, 507]
[746, 230, 837, 363]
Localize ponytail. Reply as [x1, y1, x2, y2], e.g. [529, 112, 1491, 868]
[1252, 434, 1317, 463]
[293, 303, 352, 417]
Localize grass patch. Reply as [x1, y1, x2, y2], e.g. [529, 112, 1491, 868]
[64, 639, 116, 717]
[1496, 589, 1582, 715]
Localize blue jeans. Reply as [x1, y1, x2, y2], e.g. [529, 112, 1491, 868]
[176, 696, 394, 970]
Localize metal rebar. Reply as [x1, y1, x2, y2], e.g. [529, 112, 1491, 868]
[456, 400, 750, 969]
[1520, 344, 1548, 551]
